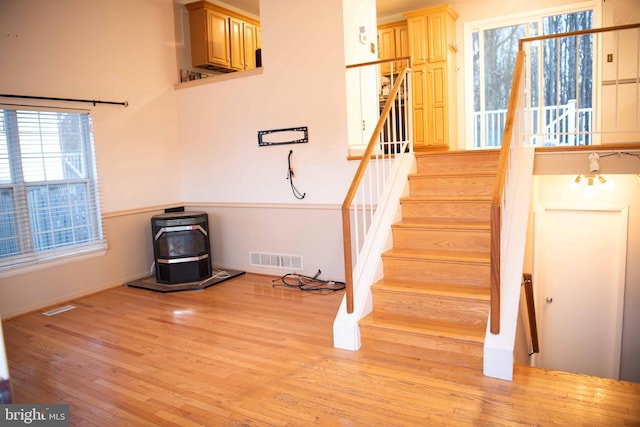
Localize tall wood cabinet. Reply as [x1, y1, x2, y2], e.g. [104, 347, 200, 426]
[186, 1, 260, 73]
[404, 5, 459, 149]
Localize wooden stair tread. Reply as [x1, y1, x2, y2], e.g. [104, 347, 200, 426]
[409, 171, 496, 178]
[372, 278, 490, 300]
[360, 312, 486, 343]
[414, 148, 500, 157]
[392, 220, 490, 231]
[382, 248, 490, 263]
[401, 195, 493, 202]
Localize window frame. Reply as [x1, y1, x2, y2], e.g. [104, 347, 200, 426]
[0, 106, 106, 277]
[463, 1, 601, 149]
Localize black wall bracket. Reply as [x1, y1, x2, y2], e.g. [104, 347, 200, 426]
[258, 126, 308, 146]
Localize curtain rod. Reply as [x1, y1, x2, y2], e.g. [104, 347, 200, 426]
[0, 94, 128, 107]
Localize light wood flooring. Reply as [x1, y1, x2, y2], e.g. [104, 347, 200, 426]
[3, 273, 639, 426]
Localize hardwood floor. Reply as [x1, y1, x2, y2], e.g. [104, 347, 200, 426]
[3, 273, 639, 426]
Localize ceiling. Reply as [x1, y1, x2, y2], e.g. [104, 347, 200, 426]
[213, 0, 460, 20]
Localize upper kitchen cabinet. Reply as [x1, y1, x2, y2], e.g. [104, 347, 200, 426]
[405, 5, 459, 66]
[377, 21, 409, 75]
[186, 1, 261, 73]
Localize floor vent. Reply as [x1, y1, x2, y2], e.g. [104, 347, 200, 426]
[250, 251, 303, 270]
[42, 305, 76, 316]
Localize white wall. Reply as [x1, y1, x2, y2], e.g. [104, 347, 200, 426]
[176, 0, 355, 205]
[173, 0, 360, 281]
[0, 0, 182, 213]
[0, 0, 361, 318]
[0, 211, 158, 319]
[344, 0, 380, 155]
[186, 204, 345, 279]
[0, 0, 182, 318]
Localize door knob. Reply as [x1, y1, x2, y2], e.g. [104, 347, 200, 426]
[546, 297, 553, 304]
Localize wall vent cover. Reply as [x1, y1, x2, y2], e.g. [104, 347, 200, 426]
[250, 251, 303, 270]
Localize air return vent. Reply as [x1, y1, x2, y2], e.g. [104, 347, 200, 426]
[42, 305, 76, 316]
[250, 251, 303, 270]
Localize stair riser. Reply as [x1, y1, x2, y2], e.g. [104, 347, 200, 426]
[372, 290, 489, 324]
[401, 200, 491, 222]
[408, 175, 495, 197]
[416, 152, 499, 174]
[392, 227, 490, 253]
[360, 325, 483, 369]
[382, 257, 490, 287]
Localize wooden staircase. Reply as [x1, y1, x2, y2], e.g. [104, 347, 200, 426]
[359, 150, 500, 369]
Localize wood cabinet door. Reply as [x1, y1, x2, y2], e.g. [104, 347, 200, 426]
[229, 17, 244, 70]
[407, 17, 427, 65]
[426, 63, 447, 146]
[243, 22, 258, 70]
[396, 25, 410, 61]
[206, 9, 230, 68]
[426, 13, 447, 62]
[378, 23, 409, 74]
[378, 27, 396, 74]
[411, 67, 427, 147]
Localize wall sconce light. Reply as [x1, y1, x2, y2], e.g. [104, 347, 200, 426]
[589, 152, 600, 173]
[571, 152, 614, 193]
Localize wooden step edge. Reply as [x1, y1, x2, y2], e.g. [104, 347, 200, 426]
[400, 195, 493, 202]
[408, 171, 497, 179]
[360, 313, 486, 343]
[414, 148, 500, 158]
[371, 279, 490, 301]
[391, 220, 491, 231]
[382, 248, 491, 264]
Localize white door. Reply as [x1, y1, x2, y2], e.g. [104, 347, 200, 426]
[533, 205, 628, 380]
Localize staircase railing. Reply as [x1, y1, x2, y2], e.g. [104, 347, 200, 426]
[341, 57, 412, 315]
[490, 50, 527, 334]
[486, 24, 640, 380]
[490, 23, 640, 335]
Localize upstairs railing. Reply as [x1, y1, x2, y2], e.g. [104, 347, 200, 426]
[474, 101, 593, 148]
[342, 57, 412, 313]
[489, 23, 640, 335]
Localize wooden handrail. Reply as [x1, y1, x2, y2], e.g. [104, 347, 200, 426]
[522, 273, 539, 354]
[342, 60, 409, 314]
[489, 24, 639, 335]
[518, 22, 640, 50]
[346, 56, 411, 69]
[489, 49, 525, 334]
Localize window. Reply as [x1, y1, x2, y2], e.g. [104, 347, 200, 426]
[467, 5, 596, 148]
[0, 108, 105, 271]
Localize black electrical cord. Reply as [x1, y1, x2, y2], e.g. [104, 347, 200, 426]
[272, 270, 345, 292]
[287, 150, 306, 199]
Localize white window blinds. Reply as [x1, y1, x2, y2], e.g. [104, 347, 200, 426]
[0, 108, 105, 270]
